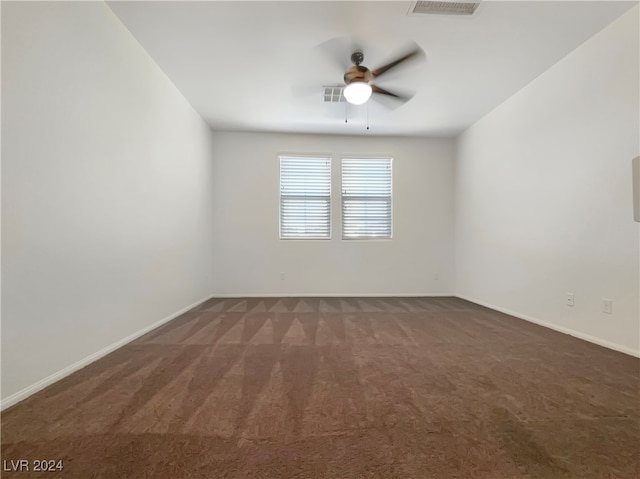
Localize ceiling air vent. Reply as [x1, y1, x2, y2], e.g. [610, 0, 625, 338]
[322, 85, 345, 103]
[409, 1, 480, 16]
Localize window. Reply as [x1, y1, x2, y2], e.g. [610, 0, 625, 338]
[341, 158, 392, 239]
[279, 156, 331, 239]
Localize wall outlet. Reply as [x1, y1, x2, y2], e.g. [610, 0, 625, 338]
[566, 293, 574, 307]
[280, 272, 286, 280]
[602, 299, 613, 314]
[434, 273, 439, 281]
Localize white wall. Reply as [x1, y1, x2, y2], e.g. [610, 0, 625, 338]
[455, 7, 640, 355]
[2, 2, 216, 404]
[211, 132, 455, 296]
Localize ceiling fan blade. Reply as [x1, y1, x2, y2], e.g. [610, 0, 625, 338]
[371, 85, 413, 104]
[371, 44, 424, 79]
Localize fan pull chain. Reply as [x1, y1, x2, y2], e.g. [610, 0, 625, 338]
[366, 102, 370, 130]
[345, 101, 348, 123]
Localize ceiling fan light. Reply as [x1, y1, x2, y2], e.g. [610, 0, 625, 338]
[344, 82, 372, 105]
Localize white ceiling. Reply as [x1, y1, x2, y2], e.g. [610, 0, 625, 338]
[107, 1, 636, 137]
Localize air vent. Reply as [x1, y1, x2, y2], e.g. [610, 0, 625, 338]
[322, 85, 345, 103]
[409, 1, 480, 16]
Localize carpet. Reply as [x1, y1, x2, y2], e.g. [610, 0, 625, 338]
[2, 297, 638, 478]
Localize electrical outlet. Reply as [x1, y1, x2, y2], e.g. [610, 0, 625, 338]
[280, 272, 286, 281]
[434, 273, 439, 281]
[566, 293, 574, 307]
[602, 299, 613, 314]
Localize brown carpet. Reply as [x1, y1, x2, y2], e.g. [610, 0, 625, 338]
[2, 297, 639, 478]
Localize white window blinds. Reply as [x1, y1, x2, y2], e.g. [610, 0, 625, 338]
[342, 158, 392, 239]
[279, 156, 331, 239]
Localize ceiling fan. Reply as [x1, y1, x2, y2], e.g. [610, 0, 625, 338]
[320, 39, 425, 106]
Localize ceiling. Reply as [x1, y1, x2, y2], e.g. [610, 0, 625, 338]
[107, 1, 636, 137]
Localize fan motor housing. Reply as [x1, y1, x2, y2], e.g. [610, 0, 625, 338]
[344, 65, 373, 85]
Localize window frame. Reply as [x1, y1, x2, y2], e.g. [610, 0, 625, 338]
[341, 156, 393, 240]
[279, 154, 332, 240]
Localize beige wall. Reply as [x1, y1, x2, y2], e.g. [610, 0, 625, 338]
[455, 6, 640, 355]
[2, 1, 216, 405]
[210, 132, 456, 296]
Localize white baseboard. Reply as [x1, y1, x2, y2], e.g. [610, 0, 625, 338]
[457, 294, 640, 358]
[209, 292, 454, 298]
[0, 293, 214, 411]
